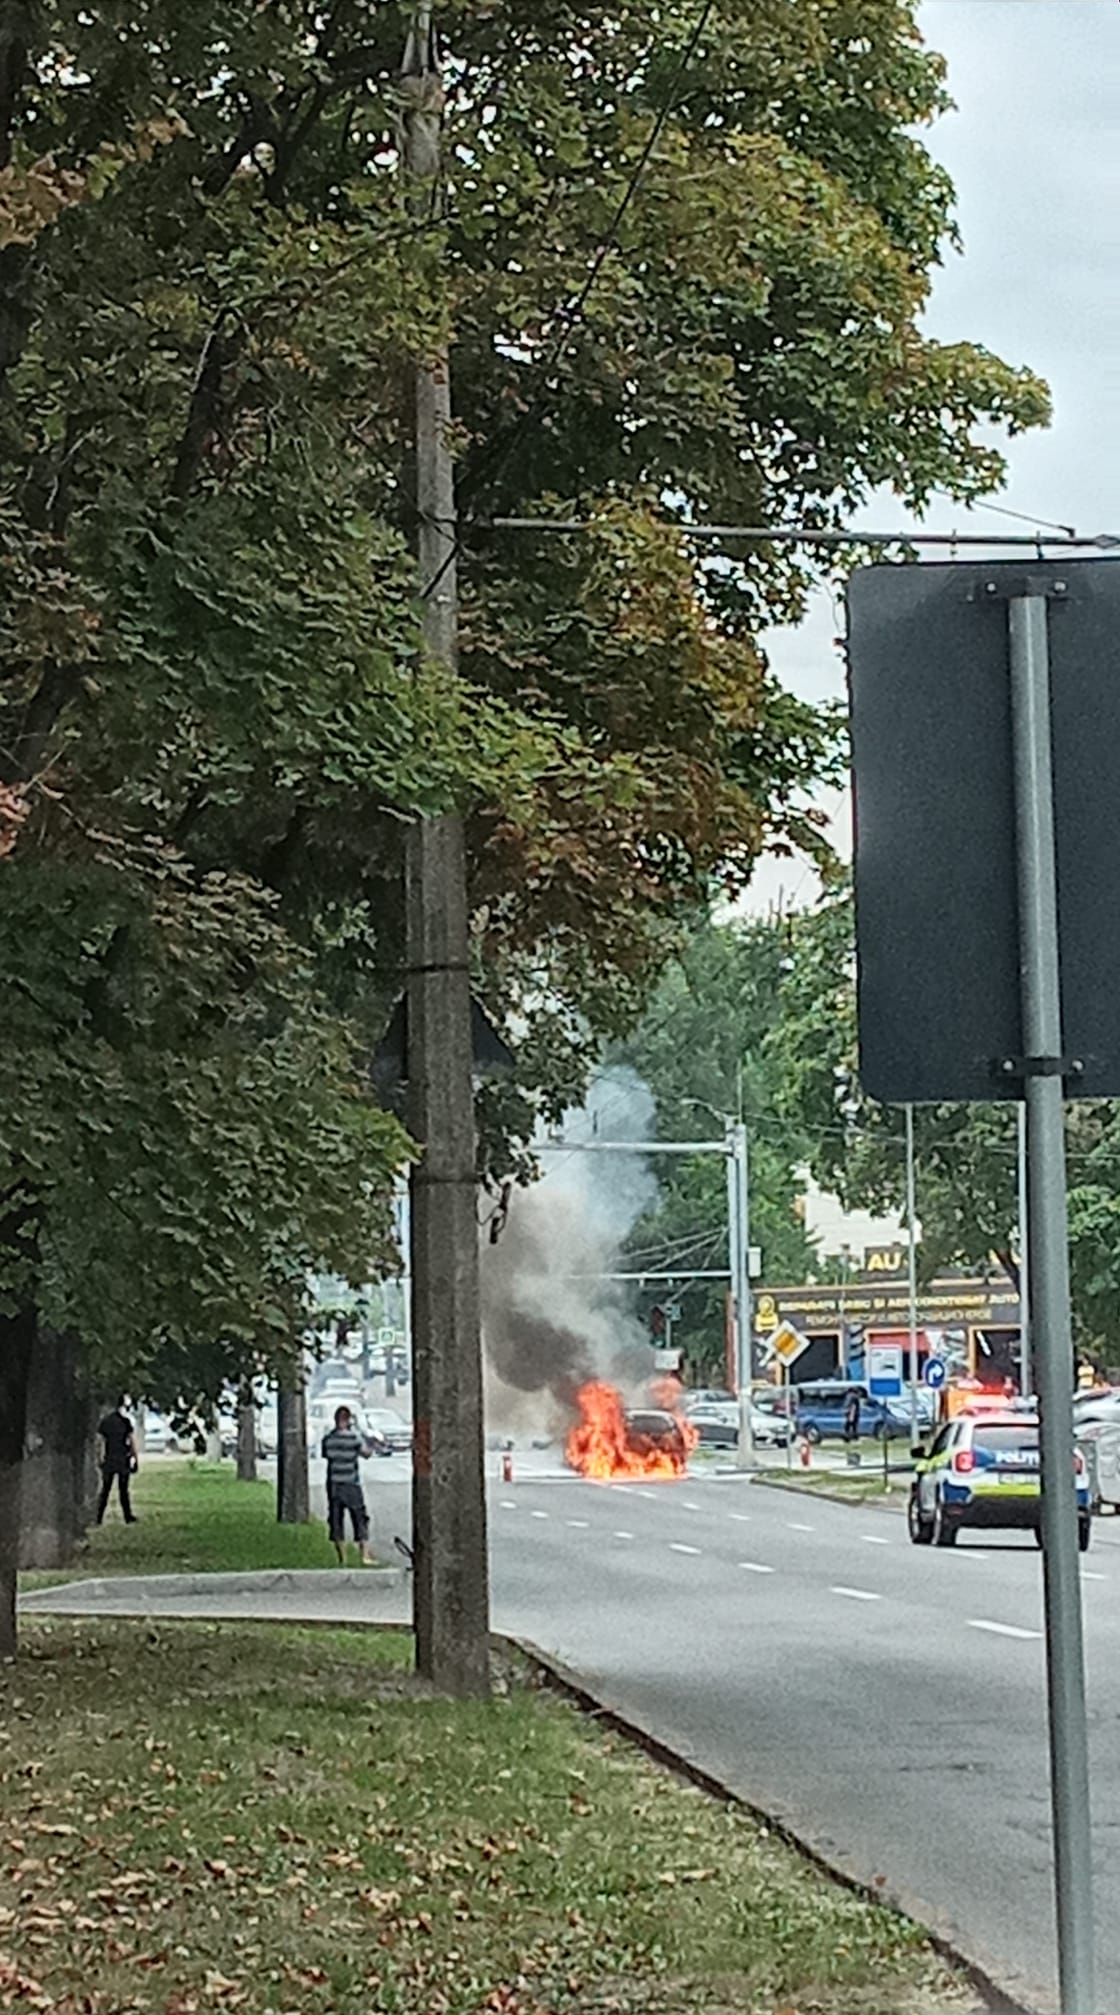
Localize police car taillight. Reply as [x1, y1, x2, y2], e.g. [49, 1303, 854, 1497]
[953, 1450, 975, 1474]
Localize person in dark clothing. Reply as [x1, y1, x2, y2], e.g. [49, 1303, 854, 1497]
[320, 1405, 374, 1565]
[96, 1400, 137, 1524]
[842, 1389, 862, 1445]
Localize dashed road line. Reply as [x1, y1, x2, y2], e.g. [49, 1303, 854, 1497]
[669, 1542, 701, 1556]
[499, 1500, 517, 1510]
[566, 1519, 589, 1529]
[968, 1619, 1042, 1641]
[729, 1512, 752, 1523]
[788, 1522, 815, 1534]
[739, 1561, 775, 1575]
[614, 1530, 634, 1541]
[638, 1490, 660, 1502]
[531, 1509, 550, 1520]
[830, 1585, 881, 1603]
[1081, 1569, 1106, 1582]
[861, 1534, 890, 1545]
[683, 1500, 702, 1511]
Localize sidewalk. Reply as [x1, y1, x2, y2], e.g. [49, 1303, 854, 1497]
[21, 1566, 411, 1626]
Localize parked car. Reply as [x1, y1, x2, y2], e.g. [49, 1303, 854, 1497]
[683, 1388, 736, 1412]
[142, 1410, 176, 1454]
[791, 1380, 906, 1444]
[360, 1408, 413, 1456]
[884, 1391, 937, 1436]
[751, 1405, 793, 1448]
[688, 1406, 738, 1449]
[1073, 1388, 1120, 1430]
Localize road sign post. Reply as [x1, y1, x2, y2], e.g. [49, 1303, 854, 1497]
[848, 560, 1104, 2015]
[765, 1320, 810, 1473]
[1007, 587, 1093, 2015]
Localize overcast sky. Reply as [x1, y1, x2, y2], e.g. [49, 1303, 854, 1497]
[752, 0, 1120, 913]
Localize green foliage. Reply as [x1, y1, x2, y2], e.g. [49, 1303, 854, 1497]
[0, 842, 408, 1389]
[0, 0, 1052, 1384]
[770, 890, 1120, 1361]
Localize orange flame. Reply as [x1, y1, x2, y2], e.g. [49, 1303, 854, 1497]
[564, 1379, 697, 1482]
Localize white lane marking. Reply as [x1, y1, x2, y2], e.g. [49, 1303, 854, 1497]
[669, 1542, 701, 1556]
[614, 1530, 634, 1541]
[968, 1619, 1042, 1641]
[566, 1519, 589, 1529]
[683, 1500, 702, 1511]
[739, 1561, 775, 1575]
[612, 1484, 634, 1495]
[830, 1585, 881, 1603]
[861, 1534, 890, 1546]
[1081, 1569, 1106, 1582]
[531, 1510, 549, 1520]
[729, 1512, 752, 1523]
[788, 1522, 815, 1534]
[499, 1500, 517, 1510]
[638, 1490, 659, 1502]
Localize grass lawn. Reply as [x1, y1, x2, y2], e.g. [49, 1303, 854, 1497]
[756, 1468, 909, 1506]
[21, 1461, 347, 1587]
[0, 1619, 974, 2015]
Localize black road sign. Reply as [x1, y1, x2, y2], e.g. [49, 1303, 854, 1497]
[847, 558, 1120, 1103]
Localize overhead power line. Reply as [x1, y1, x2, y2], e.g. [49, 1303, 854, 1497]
[489, 518, 1120, 551]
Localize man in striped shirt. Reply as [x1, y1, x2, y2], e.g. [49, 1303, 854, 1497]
[320, 1405, 375, 1565]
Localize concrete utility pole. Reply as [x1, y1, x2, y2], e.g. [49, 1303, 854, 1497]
[400, 0, 490, 1698]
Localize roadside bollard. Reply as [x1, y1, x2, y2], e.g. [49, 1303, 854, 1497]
[799, 1436, 811, 1469]
[501, 1449, 513, 1485]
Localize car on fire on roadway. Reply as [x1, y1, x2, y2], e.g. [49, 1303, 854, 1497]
[624, 1408, 690, 1462]
[908, 1412, 1092, 1550]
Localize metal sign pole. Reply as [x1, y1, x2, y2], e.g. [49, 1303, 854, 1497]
[730, 1123, 757, 1471]
[1008, 588, 1095, 2015]
[905, 1104, 920, 1440]
[1018, 1100, 1032, 1398]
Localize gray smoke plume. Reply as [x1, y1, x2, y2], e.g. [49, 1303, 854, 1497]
[481, 1067, 660, 1438]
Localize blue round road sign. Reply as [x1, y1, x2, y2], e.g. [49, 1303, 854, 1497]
[924, 1356, 947, 1390]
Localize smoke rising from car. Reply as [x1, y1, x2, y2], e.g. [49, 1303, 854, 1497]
[481, 1068, 659, 1437]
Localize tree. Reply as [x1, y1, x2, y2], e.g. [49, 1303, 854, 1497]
[2, 0, 1050, 1093]
[769, 888, 1120, 1369]
[0, 841, 410, 1652]
[0, 0, 1052, 1650]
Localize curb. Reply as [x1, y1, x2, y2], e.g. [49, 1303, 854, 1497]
[508, 1635, 1036, 2015]
[20, 1566, 404, 1607]
[750, 1473, 910, 1514]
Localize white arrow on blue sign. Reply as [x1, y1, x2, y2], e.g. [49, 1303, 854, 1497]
[924, 1356, 947, 1390]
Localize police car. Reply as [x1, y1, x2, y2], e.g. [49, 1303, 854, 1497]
[908, 1409, 1092, 1551]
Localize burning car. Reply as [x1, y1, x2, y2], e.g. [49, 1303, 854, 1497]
[565, 1381, 697, 1480]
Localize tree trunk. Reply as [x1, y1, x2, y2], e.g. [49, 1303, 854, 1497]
[0, 1303, 35, 1658]
[277, 1380, 309, 1523]
[236, 1379, 257, 1482]
[19, 1329, 88, 1570]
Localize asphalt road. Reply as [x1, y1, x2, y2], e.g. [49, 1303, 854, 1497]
[342, 1454, 1118, 2013]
